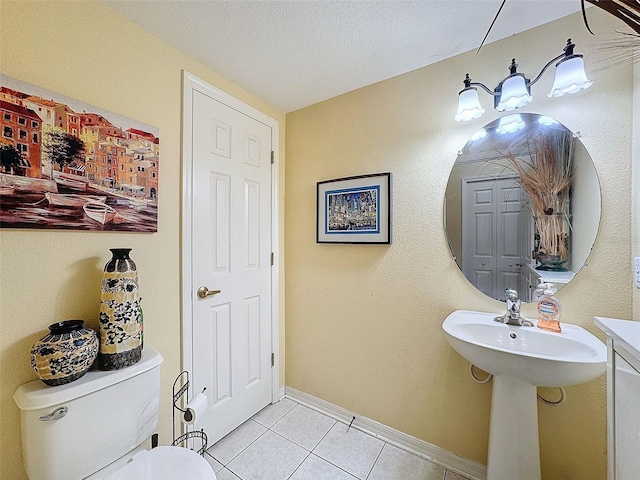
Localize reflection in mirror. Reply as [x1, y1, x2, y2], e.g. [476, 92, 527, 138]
[445, 113, 600, 302]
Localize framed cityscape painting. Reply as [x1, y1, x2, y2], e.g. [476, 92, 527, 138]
[0, 75, 158, 232]
[316, 172, 391, 244]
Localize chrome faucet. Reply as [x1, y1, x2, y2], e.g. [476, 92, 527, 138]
[494, 289, 533, 326]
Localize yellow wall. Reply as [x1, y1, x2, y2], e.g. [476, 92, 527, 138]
[285, 9, 632, 480]
[633, 37, 640, 318]
[0, 2, 285, 479]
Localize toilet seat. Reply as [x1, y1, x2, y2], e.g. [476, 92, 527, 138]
[103, 446, 217, 480]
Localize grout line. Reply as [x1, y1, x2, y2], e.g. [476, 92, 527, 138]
[364, 442, 386, 479]
[307, 452, 361, 479]
[271, 410, 361, 479]
[270, 402, 300, 432]
[309, 415, 338, 451]
[312, 421, 385, 480]
[285, 450, 312, 480]
[268, 427, 313, 452]
[220, 467, 241, 480]
[207, 418, 268, 468]
[270, 399, 339, 452]
[217, 398, 301, 470]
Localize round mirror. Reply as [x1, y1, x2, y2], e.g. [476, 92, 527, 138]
[444, 113, 600, 302]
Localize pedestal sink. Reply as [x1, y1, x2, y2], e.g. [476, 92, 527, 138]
[443, 310, 606, 480]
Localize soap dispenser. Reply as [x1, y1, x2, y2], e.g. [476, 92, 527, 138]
[532, 279, 547, 303]
[537, 286, 561, 333]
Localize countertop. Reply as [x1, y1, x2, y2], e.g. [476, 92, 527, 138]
[525, 263, 576, 285]
[595, 316, 640, 360]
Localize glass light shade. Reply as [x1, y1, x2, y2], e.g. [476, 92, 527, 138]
[496, 75, 532, 111]
[470, 128, 487, 141]
[454, 88, 484, 122]
[537, 115, 557, 126]
[496, 114, 525, 134]
[548, 56, 592, 97]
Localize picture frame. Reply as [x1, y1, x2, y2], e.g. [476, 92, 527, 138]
[316, 172, 391, 244]
[0, 75, 159, 232]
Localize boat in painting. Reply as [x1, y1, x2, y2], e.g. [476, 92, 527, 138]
[0, 173, 58, 194]
[128, 199, 146, 211]
[83, 201, 116, 225]
[44, 193, 107, 207]
[0, 177, 16, 196]
[0, 184, 15, 196]
[53, 172, 89, 192]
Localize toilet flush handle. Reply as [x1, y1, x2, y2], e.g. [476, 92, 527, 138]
[39, 406, 67, 422]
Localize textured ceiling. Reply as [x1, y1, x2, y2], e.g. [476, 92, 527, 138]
[102, 1, 585, 112]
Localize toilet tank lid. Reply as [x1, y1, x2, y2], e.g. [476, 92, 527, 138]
[14, 348, 163, 411]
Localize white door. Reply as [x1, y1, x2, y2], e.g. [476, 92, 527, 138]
[496, 179, 524, 298]
[462, 179, 495, 297]
[462, 176, 523, 299]
[518, 189, 534, 301]
[183, 73, 278, 445]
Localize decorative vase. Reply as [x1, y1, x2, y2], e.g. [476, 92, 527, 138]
[533, 214, 569, 272]
[98, 248, 143, 370]
[535, 253, 569, 272]
[30, 320, 99, 386]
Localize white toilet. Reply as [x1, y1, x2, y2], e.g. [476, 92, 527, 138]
[13, 347, 216, 480]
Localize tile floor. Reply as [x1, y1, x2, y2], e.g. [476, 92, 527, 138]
[204, 397, 472, 480]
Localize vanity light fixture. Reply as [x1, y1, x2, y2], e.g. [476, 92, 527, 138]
[496, 114, 525, 134]
[454, 39, 592, 122]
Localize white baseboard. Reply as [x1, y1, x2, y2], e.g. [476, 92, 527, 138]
[285, 387, 487, 480]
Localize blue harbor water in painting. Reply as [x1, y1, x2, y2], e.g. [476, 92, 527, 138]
[326, 186, 379, 233]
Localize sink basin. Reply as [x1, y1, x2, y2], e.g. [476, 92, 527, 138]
[443, 310, 606, 480]
[443, 310, 606, 386]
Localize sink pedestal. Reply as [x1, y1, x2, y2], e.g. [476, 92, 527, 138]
[487, 375, 541, 480]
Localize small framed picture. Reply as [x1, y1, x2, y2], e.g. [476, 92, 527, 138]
[316, 172, 391, 244]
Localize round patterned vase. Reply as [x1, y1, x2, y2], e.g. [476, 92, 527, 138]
[30, 320, 99, 386]
[98, 248, 143, 370]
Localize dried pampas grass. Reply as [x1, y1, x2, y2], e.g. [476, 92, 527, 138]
[505, 131, 575, 258]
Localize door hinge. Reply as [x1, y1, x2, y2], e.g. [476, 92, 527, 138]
[271, 151, 274, 164]
[271, 352, 275, 367]
[271, 252, 274, 266]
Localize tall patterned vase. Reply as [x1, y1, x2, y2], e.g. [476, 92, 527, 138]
[98, 248, 143, 370]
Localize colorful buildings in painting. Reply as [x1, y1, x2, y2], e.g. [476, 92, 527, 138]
[0, 86, 159, 200]
[0, 100, 43, 178]
[22, 96, 73, 132]
[124, 129, 159, 200]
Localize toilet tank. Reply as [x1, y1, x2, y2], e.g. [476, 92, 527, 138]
[13, 347, 163, 480]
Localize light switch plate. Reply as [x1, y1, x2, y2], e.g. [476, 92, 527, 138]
[635, 257, 640, 288]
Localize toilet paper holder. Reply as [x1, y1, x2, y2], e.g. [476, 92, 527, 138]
[172, 371, 208, 456]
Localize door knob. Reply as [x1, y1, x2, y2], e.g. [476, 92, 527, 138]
[197, 286, 221, 299]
